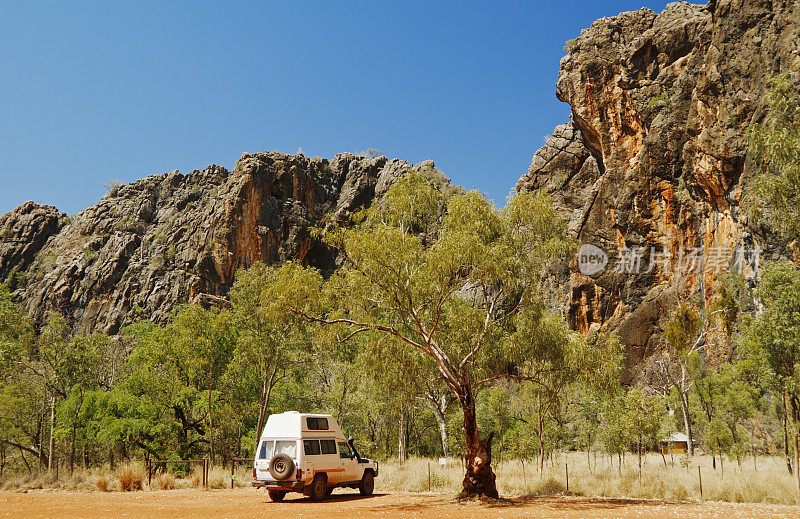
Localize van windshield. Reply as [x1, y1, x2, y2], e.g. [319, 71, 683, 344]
[275, 440, 297, 458]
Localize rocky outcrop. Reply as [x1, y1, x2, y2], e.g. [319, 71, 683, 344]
[3, 152, 421, 335]
[518, 0, 800, 378]
[0, 202, 67, 284]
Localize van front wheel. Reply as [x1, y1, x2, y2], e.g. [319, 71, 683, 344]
[309, 474, 327, 501]
[359, 472, 374, 496]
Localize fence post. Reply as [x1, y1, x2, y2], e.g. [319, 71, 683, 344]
[148, 459, 152, 487]
[565, 463, 569, 493]
[698, 466, 703, 501]
[231, 458, 235, 489]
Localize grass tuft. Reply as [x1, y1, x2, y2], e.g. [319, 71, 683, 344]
[116, 463, 144, 491]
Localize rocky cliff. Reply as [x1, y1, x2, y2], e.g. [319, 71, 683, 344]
[3, 0, 798, 372]
[1, 152, 420, 334]
[517, 0, 800, 378]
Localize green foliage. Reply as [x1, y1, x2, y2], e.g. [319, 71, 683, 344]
[4, 272, 27, 292]
[704, 417, 734, 457]
[749, 261, 800, 391]
[600, 388, 664, 463]
[0, 284, 33, 372]
[648, 92, 669, 109]
[664, 303, 700, 354]
[563, 38, 578, 52]
[745, 73, 800, 241]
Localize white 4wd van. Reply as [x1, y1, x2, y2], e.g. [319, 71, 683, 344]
[252, 411, 378, 501]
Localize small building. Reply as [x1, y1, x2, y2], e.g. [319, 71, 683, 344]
[661, 432, 692, 455]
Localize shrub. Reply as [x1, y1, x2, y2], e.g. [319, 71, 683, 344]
[96, 475, 110, 492]
[208, 466, 228, 489]
[649, 92, 669, 108]
[532, 477, 567, 496]
[116, 463, 144, 491]
[154, 472, 176, 490]
[105, 180, 124, 197]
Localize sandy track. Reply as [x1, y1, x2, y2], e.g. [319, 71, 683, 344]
[1, 488, 798, 519]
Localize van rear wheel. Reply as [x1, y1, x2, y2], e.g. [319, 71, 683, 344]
[359, 472, 374, 496]
[267, 489, 286, 502]
[309, 474, 327, 501]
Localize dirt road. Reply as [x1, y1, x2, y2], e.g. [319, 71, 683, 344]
[1, 488, 798, 519]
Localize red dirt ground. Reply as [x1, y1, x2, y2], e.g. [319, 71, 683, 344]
[1, 488, 798, 519]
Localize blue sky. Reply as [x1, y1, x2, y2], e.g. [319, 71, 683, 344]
[0, 0, 672, 215]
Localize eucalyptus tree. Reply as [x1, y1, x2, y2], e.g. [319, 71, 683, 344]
[265, 171, 574, 498]
[749, 261, 800, 487]
[656, 289, 738, 457]
[124, 305, 235, 462]
[625, 388, 663, 482]
[223, 263, 312, 452]
[746, 73, 800, 241]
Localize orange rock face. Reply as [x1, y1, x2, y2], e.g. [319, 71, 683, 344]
[517, 0, 800, 379]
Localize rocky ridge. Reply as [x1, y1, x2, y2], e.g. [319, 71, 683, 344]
[517, 0, 800, 378]
[2, 1, 798, 376]
[1, 152, 422, 334]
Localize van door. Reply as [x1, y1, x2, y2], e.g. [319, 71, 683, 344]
[319, 439, 341, 484]
[255, 440, 275, 481]
[337, 441, 360, 483]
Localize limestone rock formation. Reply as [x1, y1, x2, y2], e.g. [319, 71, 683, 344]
[2, 152, 422, 335]
[518, 0, 800, 378]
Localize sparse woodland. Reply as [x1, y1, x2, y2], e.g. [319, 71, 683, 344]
[1, 76, 800, 503]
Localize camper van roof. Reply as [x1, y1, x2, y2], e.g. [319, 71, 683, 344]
[260, 411, 344, 439]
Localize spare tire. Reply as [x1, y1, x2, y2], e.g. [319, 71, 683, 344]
[269, 453, 295, 481]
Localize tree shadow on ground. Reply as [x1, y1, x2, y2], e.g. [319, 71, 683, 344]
[370, 494, 683, 513]
[485, 495, 684, 510]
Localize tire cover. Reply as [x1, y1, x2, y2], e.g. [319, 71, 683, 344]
[269, 453, 295, 481]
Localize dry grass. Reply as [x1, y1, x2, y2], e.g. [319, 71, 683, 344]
[152, 471, 176, 490]
[377, 453, 800, 505]
[1, 454, 797, 504]
[115, 462, 144, 491]
[95, 474, 110, 492]
[0, 460, 252, 492]
[207, 466, 228, 489]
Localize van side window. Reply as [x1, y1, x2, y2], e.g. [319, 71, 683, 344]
[275, 440, 297, 458]
[320, 439, 337, 455]
[306, 417, 329, 430]
[304, 439, 321, 455]
[338, 442, 352, 459]
[259, 440, 274, 460]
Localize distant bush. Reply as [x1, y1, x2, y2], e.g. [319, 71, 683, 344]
[105, 180, 124, 197]
[649, 92, 670, 108]
[564, 38, 578, 52]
